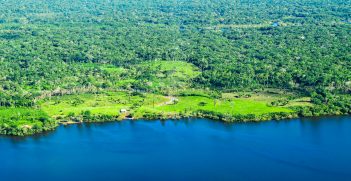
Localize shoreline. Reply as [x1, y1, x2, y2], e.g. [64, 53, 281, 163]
[2, 111, 349, 137]
[1, 91, 350, 137]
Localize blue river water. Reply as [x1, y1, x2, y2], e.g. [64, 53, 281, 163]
[1, 116, 351, 181]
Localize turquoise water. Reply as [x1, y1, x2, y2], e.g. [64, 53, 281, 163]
[1, 116, 351, 181]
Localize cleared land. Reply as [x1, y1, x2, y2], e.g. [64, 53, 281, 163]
[38, 90, 307, 122]
[37, 62, 310, 122]
[1, 61, 315, 134]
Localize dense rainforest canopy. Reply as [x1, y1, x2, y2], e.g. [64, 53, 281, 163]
[0, 0, 350, 135]
[0, 0, 350, 102]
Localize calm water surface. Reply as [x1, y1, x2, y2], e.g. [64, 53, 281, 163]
[1, 116, 351, 181]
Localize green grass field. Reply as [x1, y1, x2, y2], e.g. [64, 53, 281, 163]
[137, 60, 200, 79]
[135, 60, 201, 90]
[79, 61, 201, 91]
[39, 91, 168, 118]
[155, 96, 293, 115]
[39, 90, 305, 121]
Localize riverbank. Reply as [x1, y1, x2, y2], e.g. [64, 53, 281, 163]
[1, 90, 349, 136]
[0, 109, 349, 136]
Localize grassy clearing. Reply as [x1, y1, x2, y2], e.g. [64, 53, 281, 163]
[137, 60, 200, 79]
[152, 96, 292, 115]
[38, 90, 312, 122]
[78, 61, 200, 90]
[284, 97, 313, 107]
[39, 91, 168, 118]
[0, 89, 316, 135]
[223, 91, 313, 107]
[135, 60, 201, 90]
[133, 91, 299, 118]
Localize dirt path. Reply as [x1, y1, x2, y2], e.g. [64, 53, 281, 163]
[158, 96, 178, 106]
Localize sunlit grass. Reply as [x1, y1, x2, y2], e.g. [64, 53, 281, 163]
[40, 91, 302, 120]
